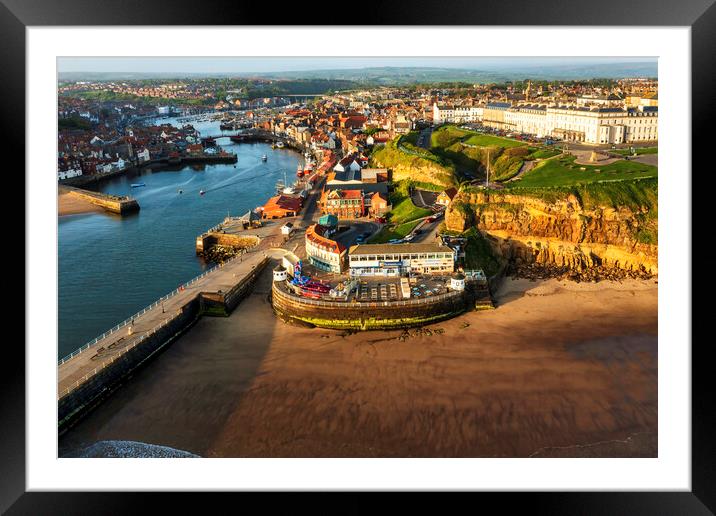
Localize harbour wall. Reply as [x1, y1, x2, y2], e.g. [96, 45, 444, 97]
[195, 232, 260, 254]
[271, 281, 493, 330]
[198, 258, 267, 316]
[60, 185, 139, 215]
[58, 256, 269, 433]
[58, 297, 201, 433]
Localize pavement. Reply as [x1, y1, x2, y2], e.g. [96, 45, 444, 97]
[506, 160, 536, 182]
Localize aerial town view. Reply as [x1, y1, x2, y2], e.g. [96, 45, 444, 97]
[57, 57, 658, 458]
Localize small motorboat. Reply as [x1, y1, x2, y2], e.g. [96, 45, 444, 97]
[261, 155, 268, 162]
[199, 190, 205, 196]
[178, 189, 183, 194]
[130, 183, 146, 188]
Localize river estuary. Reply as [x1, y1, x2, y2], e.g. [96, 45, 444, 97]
[58, 116, 302, 359]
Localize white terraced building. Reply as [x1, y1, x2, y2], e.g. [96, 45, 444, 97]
[432, 103, 484, 125]
[433, 102, 658, 144]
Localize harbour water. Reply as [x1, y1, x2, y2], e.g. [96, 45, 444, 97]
[58, 117, 301, 359]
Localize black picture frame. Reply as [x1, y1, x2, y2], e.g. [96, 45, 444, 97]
[5, 0, 713, 512]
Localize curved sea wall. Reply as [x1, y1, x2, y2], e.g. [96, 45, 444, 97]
[271, 281, 492, 330]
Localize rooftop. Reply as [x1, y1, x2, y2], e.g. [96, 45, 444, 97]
[349, 243, 455, 256]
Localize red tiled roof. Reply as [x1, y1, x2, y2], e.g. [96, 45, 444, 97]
[306, 224, 346, 254]
[341, 190, 363, 199]
[263, 194, 302, 213]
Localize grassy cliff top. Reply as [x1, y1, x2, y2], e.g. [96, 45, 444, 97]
[510, 154, 657, 188]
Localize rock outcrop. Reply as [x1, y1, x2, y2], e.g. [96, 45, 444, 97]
[446, 190, 658, 275]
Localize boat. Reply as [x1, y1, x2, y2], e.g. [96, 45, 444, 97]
[261, 155, 268, 162]
[130, 183, 146, 188]
[199, 190, 205, 196]
[178, 189, 183, 194]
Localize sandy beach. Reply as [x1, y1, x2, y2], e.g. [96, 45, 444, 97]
[58, 192, 103, 216]
[59, 267, 657, 458]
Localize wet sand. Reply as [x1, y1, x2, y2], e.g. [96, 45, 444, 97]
[58, 192, 103, 216]
[59, 268, 657, 458]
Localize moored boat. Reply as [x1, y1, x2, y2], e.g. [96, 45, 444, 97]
[130, 183, 146, 188]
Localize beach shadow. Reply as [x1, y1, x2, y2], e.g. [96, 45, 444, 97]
[58, 261, 282, 458]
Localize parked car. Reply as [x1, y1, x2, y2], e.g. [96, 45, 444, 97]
[388, 239, 402, 244]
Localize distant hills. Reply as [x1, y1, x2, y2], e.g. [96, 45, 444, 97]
[254, 63, 658, 84]
[58, 62, 657, 85]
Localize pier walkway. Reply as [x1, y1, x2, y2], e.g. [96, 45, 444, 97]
[58, 248, 271, 400]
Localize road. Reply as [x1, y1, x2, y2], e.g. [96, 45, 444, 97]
[409, 215, 443, 244]
[416, 127, 433, 149]
[411, 188, 440, 209]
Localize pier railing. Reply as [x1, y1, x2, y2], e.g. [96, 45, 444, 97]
[58, 315, 175, 400]
[57, 248, 254, 366]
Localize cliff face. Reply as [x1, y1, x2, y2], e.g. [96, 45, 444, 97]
[370, 144, 454, 187]
[446, 191, 658, 274]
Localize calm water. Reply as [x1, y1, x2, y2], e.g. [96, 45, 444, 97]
[58, 117, 301, 358]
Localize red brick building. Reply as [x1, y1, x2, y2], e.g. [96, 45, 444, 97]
[320, 189, 365, 219]
[369, 192, 390, 217]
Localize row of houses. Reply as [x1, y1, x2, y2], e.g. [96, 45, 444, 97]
[57, 121, 216, 180]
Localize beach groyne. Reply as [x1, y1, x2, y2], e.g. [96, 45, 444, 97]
[58, 254, 270, 433]
[59, 185, 139, 215]
[271, 280, 492, 330]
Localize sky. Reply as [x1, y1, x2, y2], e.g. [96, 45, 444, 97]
[57, 56, 657, 74]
